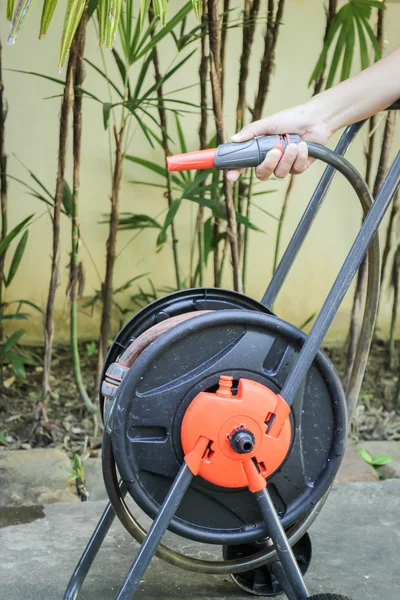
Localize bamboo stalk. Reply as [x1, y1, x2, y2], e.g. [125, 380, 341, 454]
[149, 5, 181, 290]
[242, 0, 286, 290]
[0, 38, 7, 346]
[236, 0, 261, 260]
[69, 12, 96, 413]
[208, 0, 241, 292]
[220, 0, 230, 105]
[345, 3, 388, 382]
[313, 0, 338, 95]
[196, 0, 209, 287]
[42, 39, 75, 398]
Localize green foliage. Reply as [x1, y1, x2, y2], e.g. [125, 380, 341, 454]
[309, 0, 385, 89]
[62, 454, 86, 483]
[85, 341, 98, 357]
[6, 0, 201, 66]
[357, 448, 392, 478]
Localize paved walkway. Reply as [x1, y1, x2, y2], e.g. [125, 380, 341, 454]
[1, 480, 400, 599]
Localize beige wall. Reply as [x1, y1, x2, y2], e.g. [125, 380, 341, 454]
[1, 0, 400, 344]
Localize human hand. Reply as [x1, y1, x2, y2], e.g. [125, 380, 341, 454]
[227, 103, 332, 182]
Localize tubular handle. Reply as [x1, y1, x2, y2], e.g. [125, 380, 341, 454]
[167, 134, 301, 172]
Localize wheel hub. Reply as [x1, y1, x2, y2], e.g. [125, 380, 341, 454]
[181, 376, 292, 490]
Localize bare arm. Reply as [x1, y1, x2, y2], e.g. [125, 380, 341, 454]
[227, 45, 400, 182]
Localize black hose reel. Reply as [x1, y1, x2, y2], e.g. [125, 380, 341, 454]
[65, 113, 400, 600]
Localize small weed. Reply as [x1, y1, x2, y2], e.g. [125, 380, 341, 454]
[357, 448, 393, 479]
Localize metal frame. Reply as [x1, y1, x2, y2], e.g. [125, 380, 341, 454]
[64, 121, 400, 600]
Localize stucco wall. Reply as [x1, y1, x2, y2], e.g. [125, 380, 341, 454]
[0, 0, 399, 344]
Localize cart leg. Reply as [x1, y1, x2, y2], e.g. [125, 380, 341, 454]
[254, 487, 309, 600]
[64, 484, 127, 600]
[114, 462, 193, 600]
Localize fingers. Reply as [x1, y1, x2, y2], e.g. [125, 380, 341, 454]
[227, 142, 310, 182]
[255, 142, 310, 181]
[290, 141, 308, 175]
[226, 168, 244, 182]
[231, 115, 279, 142]
[255, 149, 282, 181]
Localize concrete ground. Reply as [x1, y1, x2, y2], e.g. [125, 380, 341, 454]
[1, 480, 400, 600]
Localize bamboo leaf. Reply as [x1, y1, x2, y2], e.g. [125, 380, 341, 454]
[135, 2, 193, 61]
[326, 11, 350, 89]
[0, 313, 28, 320]
[5, 230, 28, 287]
[114, 213, 161, 231]
[103, 102, 112, 130]
[341, 18, 355, 82]
[105, 0, 123, 48]
[153, 0, 168, 26]
[308, 8, 346, 87]
[359, 13, 382, 61]
[138, 50, 196, 104]
[192, 0, 202, 20]
[8, 299, 42, 313]
[131, 49, 155, 100]
[157, 198, 182, 246]
[111, 48, 132, 97]
[125, 155, 167, 177]
[87, 0, 98, 18]
[114, 273, 148, 293]
[174, 113, 187, 154]
[39, 0, 59, 38]
[355, 15, 369, 71]
[203, 217, 213, 266]
[7, 0, 16, 21]
[7, 0, 37, 45]
[84, 58, 123, 98]
[7, 351, 26, 378]
[58, 0, 86, 68]
[3, 329, 25, 354]
[0, 215, 33, 257]
[139, 0, 150, 29]
[62, 180, 73, 216]
[236, 212, 264, 233]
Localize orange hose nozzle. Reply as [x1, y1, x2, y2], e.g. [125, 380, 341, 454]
[167, 148, 217, 172]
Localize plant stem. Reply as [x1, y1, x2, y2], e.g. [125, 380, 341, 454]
[273, 174, 294, 275]
[242, 0, 286, 291]
[149, 6, 181, 290]
[208, 0, 242, 292]
[381, 190, 399, 286]
[346, 3, 388, 382]
[0, 38, 7, 345]
[70, 13, 96, 413]
[389, 246, 400, 369]
[98, 120, 126, 368]
[42, 39, 75, 398]
[220, 0, 230, 106]
[373, 111, 396, 198]
[313, 0, 338, 95]
[196, 0, 209, 287]
[236, 0, 261, 260]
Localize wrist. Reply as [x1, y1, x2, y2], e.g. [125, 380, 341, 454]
[302, 96, 335, 139]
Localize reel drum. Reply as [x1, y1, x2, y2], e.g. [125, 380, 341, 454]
[109, 309, 347, 545]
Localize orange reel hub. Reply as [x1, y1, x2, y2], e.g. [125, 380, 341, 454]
[181, 376, 292, 492]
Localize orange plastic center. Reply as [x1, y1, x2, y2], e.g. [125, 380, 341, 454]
[181, 377, 292, 491]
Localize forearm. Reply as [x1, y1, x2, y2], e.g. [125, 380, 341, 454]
[307, 45, 400, 135]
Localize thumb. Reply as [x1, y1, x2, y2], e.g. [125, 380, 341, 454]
[231, 115, 279, 142]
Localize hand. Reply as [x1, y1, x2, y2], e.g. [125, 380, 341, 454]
[226, 103, 332, 182]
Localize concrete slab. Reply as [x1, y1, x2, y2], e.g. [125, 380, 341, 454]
[0, 480, 399, 599]
[0, 448, 78, 506]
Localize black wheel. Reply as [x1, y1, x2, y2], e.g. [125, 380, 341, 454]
[223, 533, 312, 596]
[307, 596, 354, 599]
[112, 309, 347, 545]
